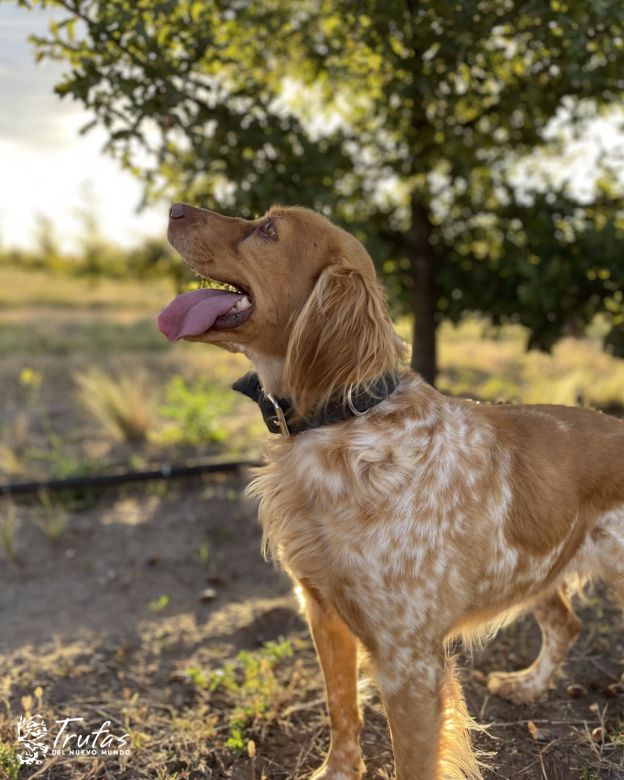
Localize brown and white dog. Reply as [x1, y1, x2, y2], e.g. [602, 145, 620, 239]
[158, 203, 624, 780]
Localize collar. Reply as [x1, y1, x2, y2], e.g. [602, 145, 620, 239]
[232, 371, 401, 436]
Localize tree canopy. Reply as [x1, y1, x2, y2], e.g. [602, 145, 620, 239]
[17, 0, 624, 381]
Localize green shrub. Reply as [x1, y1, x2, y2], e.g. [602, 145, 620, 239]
[0, 741, 19, 780]
[206, 640, 294, 754]
[158, 377, 233, 446]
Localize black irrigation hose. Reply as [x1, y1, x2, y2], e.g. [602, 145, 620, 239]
[0, 459, 263, 497]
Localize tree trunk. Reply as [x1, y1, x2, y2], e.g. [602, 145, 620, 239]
[407, 199, 438, 386]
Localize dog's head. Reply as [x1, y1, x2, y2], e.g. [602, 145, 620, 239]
[159, 204, 405, 414]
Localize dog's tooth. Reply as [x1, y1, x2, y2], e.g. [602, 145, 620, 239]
[225, 296, 251, 317]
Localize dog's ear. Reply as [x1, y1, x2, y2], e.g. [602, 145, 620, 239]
[284, 263, 406, 417]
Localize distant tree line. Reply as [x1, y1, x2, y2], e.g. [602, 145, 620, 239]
[0, 213, 190, 290]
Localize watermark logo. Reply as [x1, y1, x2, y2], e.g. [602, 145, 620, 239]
[16, 714, 49, 766]
[16, 715, 130, 765]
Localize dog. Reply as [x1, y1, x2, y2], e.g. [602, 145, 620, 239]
[158, 203, 624, 780]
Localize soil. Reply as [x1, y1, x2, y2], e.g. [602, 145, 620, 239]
[0, 474, 623, 780]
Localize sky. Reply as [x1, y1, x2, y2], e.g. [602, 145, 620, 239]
[0, 4, 165, 252]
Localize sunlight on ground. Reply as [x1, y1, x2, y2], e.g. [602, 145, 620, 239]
[436, 318, 624, 409]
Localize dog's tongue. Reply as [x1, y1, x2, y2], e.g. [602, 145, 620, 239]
[158, 288, 243, 341]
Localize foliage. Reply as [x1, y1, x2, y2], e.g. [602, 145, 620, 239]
[205, 639, 294, 753]
[157, 376, 233, 446]
[148, 594, 170, 612]
[438, 180, 624, 355]
[0, 741, 20, 780]
[12, 0, 624, 379]
[0, 220, 191, 290]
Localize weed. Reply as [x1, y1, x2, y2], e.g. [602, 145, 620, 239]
[0, 500, 17, 562]
[28, 446, 97, 481]
[0, 412, 30, 477]
[207, 639, 294, 753]
[5, 366, 99, 481]
[0, 742, 19, 780]
[155, 770, 180, 780]
[184, 666, 207, 687]
[148, 594, 170, 612]
[76, 368, 156, 443]
[157, 376, 232, 446]
[611, 720, 624, 747]
[0, 443, 23, 477]
[35, 491, 68, 542]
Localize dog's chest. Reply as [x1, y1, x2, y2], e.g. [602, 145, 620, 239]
[252, 407, 506, 601]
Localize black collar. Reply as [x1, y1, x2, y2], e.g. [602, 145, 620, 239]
[232, 371, 401, 436]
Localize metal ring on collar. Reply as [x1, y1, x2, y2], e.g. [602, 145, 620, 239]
[346, 386, 367, 417]
[266, 393, 291, 436]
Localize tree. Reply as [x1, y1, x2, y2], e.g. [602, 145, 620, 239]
[126, 237, 191, 291]
[33, 213, 63, 271]
[17, 0, 624, 382]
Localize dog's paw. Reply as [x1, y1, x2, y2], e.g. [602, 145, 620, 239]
[487, 670, 546, 704]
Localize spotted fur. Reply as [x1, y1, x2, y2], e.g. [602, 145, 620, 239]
[167, 203, 624, 780]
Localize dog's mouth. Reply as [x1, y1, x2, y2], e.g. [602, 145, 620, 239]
[157, 277, 254, 342]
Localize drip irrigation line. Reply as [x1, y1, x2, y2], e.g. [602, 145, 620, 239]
[0, 458, 263, 497]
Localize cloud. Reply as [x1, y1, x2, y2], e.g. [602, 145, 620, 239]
[0, 5, 86, 147]
[0, 5, 165, 251]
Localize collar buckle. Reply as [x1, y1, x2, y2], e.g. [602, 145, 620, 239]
[266, 393, 291, 437]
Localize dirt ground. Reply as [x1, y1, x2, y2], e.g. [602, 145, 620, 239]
[1, 474, 623, 780]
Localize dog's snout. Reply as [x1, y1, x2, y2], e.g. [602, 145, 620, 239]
[169, 203, 187, 219]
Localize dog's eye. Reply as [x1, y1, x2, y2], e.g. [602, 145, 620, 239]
[259, 219, 277, 239]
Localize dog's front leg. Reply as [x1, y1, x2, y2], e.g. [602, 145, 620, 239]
[300, 582, 365, 780]
[375, 650, 445, 780]
[376, 647, 481, 780]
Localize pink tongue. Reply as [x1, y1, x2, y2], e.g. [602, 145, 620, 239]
[157, 288, 243, 341]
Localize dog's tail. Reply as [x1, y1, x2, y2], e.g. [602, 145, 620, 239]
[438, 656, 488, 780]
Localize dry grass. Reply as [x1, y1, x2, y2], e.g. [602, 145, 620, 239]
[434, 318, 624, 409]
[2, 268, 623, 778]
[75, 368, 157, 443]
[0, 499, 17, 563]
[0, 475, 622, 780]
[3, 266, 623, 413]
[1, 613, 622, 780]
[34, 492, 69, 542]
[1, 267, 623, 483]
[0, 268, 170, 311]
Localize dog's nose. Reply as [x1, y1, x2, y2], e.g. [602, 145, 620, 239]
[169, 203, 186, 219]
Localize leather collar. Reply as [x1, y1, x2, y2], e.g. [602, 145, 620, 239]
[232, 371, 401, 436]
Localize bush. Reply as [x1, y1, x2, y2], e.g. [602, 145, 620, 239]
[158, 376, 233, 446]
[0, 741, 19, 780]
[76, 368, 157, 443]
